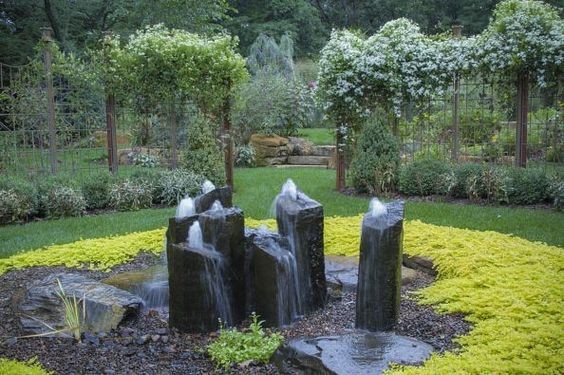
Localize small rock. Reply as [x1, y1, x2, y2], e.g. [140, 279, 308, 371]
[238, 360, 253, 368]
[163, 345, 175, 353]
[120, 327, 136, 337]
[136, 335, 150, 345]
[84, 332, 100, 346]
[122, 337, 133, 346]
[161, 336, 169, 344]
[104, 369, 115, 375]
[156, 328, 167, 335]
[123, 347, 137, 357]
[98, 332, 108, 339]
[3, 337, 17, 347]
[151, 335, 160, 342]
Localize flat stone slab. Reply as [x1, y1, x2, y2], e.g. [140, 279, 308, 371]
[287, 156, 331, 165]
[17, 273, 143, 335]
[273, 332, 433, 375]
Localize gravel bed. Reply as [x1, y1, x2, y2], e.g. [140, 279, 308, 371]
[0, 253, 469, 374]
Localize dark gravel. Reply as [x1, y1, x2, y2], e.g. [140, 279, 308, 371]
[0, 253, 469, 374]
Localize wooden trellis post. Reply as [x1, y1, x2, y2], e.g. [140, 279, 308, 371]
[169, 100, 178, 169]
[105, 94, 118, 174]
[42, 27, 57, 174]
[451, 25, 462, 163]
[515, 72, 529, 167]
[222, 83, 234, 189]
[336, 125, 346, 191]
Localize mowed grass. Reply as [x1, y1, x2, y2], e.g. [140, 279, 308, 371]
[1, 167, 562, 258]
[297, 128, 334, 145]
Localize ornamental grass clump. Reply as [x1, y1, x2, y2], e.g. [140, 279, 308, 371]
[207, 313, 284, 369]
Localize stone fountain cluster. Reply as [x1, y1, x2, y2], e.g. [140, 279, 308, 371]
[167, 179, 326, 332]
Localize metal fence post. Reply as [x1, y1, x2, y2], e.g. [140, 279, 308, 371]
[516, 72, 529, 167]
[105, 93, 118, 173]
[451, 25, 462, 163]
[42, 27, 57, 174]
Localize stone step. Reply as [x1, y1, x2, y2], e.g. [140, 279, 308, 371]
[287, 155, 331, 165]
[273, 164, 329, 169]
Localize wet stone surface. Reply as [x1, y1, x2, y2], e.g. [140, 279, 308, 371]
[273, 332, 434, 375]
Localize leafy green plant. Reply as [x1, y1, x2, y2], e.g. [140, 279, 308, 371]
[399, 158, 452, 196]
[235, 145, 256, 167]
[154, 169, 204, 205]
[207, 312, 284, 370]
[504, 167, 550, 205]
[181, 114, 225, 185]
[44, 186, 86, 218]
[350, 117, 400, 194]
[81, 173, 115, 210]
[108, 179, 153, 211]
[0, 177, 38, 224]
[0, 358, 51, 375]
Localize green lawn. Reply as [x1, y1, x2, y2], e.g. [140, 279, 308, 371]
[297, 128, 334, 145]
[1, 167, 562, 258]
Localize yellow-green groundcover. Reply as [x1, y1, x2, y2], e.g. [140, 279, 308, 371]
[1, 216, 562, 374]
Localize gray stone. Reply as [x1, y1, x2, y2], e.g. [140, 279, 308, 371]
[288, 137, 315, 156]
[17, 273, 143, 335]
[194, 186, 232, 214]
[273, 332, 433, 375]
[356, 201, 404, 332]
[276, 192, 326, 313]
[403, 254, 436, 276]
[264, 156, 288, 166]
[312, 145, 336, 157]
[287, 156, 331, 165]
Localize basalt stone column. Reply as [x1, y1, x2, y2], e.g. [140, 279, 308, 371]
[249, 233, 297, 327]
[166, 215, 198, 265]
[356, 201, 404, 332]
[276, 194, 326, 313]
[195, 186, 232, 213]
[168, 244, 231, 332]
[199, 207, 246, 324]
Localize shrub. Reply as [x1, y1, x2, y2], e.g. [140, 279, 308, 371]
[547, 175, 563, 210]
[154, 169, 204, 205]
[130, 152, 158, 168]
[235, 145, 256, 167]
[0, 177, 38, 224]
[207, 312, 284, 370]
[44, 186, 86, 218]
[466, 165, 508, 203]
[81, 173, 116, 210]
[350, 118, 400, 194]
[399, 158, 452, 196]
[451, 163, 483, 198]
[108, 179, 153, 211]
[181, 115, 225, 185]
[504, 167, 550, 205]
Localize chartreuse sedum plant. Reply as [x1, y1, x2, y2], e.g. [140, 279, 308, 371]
[207, 312, 284, 369]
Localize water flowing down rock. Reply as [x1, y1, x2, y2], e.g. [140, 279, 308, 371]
[273, 332, 433, 375]
[166, 215, 199, 265]
[199, 207, 246, 324]
[356, 201, 404, 332]
[103, 264, 169, 310]
[276, 191, 326, 314]
[168, 243, 233, 332]
[247, 231, 301, 327]
[17, 273, 143, 335]
[194, 186, 232, 213]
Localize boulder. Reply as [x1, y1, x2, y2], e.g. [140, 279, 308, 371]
[273, 333, 433, 375]
[17, 273, 143, 335]
[250, 134, 289, 165]
[288, 137, 314, 156]
[402, 254, 436, 276]
[264, 156, 289, 166]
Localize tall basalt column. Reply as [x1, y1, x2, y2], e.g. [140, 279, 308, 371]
[276, 194, 326, 313]
[195, 186, 232, 213]
[356, 201, 404, 331]
[199, 207, 246, 324]
[168, 244, 232, 332]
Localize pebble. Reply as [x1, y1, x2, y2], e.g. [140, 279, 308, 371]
[151, 335, 160, 342]
[156, 328, 167, 335]
[161, 336, 169, 344]
[136, 335, 150, 345]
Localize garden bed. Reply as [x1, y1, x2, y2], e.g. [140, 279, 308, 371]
[0, 252, 468, 374]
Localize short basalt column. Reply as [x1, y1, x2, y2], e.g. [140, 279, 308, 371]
[199, 207, 246, 324]
[166, 215, 198, 264]
[356, 200, 404, 331]
[168, 243, 232, 332]
[195, 186, 232, 213]
[276, 192, 326, 313]
[248, 231, 300, 327]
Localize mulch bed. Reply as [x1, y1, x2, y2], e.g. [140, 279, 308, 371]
[0, 252, 470, 374]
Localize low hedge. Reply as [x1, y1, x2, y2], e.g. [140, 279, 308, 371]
[399, 160, 562, 207]
[0, 169, 206, 224]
